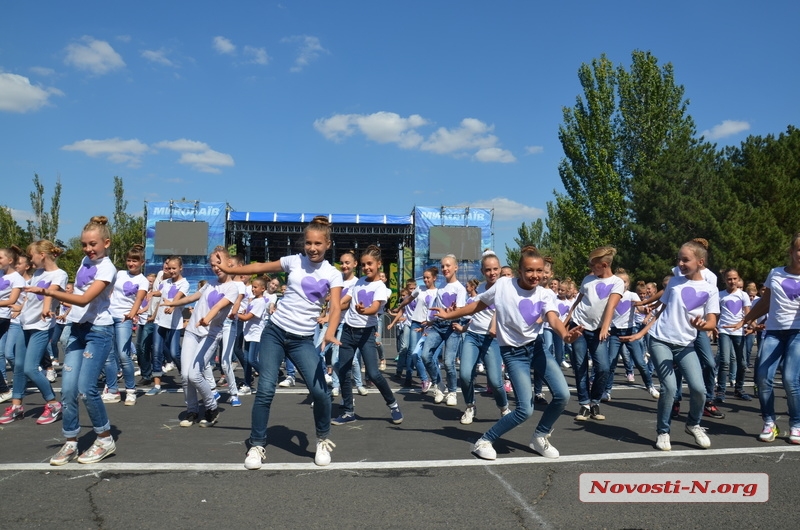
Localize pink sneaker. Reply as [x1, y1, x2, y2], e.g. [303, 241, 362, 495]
[36, 402, 62, 425]
[0, 405, 24, 424]
[421, 380, 431, 393]
[503, 380, 513, 393]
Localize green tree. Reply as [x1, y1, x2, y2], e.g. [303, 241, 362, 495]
[504, 219, 547, 268]
[0, 206, 27, 249]
[58, 236, 85, 282]
[27, 174, 61, 241]
[110, 176, 145, 268]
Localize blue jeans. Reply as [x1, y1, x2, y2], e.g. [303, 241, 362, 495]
[406, 321, 429, 382]
[136, 322, 155, 379]
[337, 324, 396, 414]
[675, 332, 715, 402]
[47, 323, 67, 361]
[331, 323, 364, 389]
[0, 319, 10, 392]
[250, 322, 331, 447]
[13, 329, 56, 401]
[607, 327, 653, 393]
[483, 339, 570, 442]
[422, 320, 461, 392]
[459, 331, 507, 408]
[756, 330, 800, 429]
[717, 333, 746, 393]
[1, 321, 24, 369]
[152, 325, 181, 377]
[571, 328, 610, 405]
[61, 323, 113, 438]
[104, 318, 136, 392]
[744, 333, 755, 367]
[245, 340, 260, 387]
[650, 337, 704, 434]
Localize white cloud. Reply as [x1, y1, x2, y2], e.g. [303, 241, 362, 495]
[155, 138, 235, 173]
[282, 35, 329, 72]
[61, 138, 149, 166]
[702, 120, 750, 140]
[455, 197, 544, 222]
[315, 112, 515, 163]
[142, 49, 176, 67]
[524, 145, 544, 155]
[64, 36, 125, 74]
[244, 46, 270, 65]
[29, 66, 56, 77]
[213, 36, 236, 55]
[4, 207, 36, 224]
[0, 72, 63, 113]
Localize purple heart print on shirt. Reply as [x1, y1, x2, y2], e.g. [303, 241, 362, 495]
[680, 287, 709, 311]
[781, 278, 800, 301]
[518, 299, 545, 326]
[168, 285, 179, 298]
[76, 263, 97, 289]
[247, 304, 253, 313]
[615, 300, 632, 315]
[123, 281, 138, 297]
[0, 277, 10, 291]
[595, 282, 613, 300]
[441, 292, 457, 307]
[206, 289, 224, 308]
[409, 299, 418, 312]
[301, 276, 328, 303]
[35, 280, 51, 301]
[341, 287, 350, 299]
[357, 289, 375, 307]
[558, 303, 571, 316]
[724, 299, 743, 315]
[141, 298, 149, 309]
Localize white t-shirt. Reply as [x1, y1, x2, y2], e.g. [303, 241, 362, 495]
[0, 270, 25, 320]
[572, 274, 625, 331]
[270, 254, 344, 336]
[717, 289, 751, 336]
[21, 268, 69, 331]
[611, 291, 640, 330]
[431, 281, 467, 322]
[649, 275, 720, 346]
[263, 292, 278, 322]
[541, 288, 557, 330]
[344, 276, 389, 328]
[68, 256, 117, 325]
[475, 277, 557, 348]
[764, 267, 800, 331]
[137, 293, 155, 326]
[468, 282, 496, 335]
[109, 270, 149, 319]
[555, 297, 572, 324]
[409, 286, 437, 323]
[155, 277, 190, 329]
[185, 281, 240, 338]
[673, 266, 718, 288]
[243, 296, 269, 342]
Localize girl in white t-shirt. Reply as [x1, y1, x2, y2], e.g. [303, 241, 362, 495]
[729, 233, 800, 444]
[0, 245, 25, 398]
[332, 245, 403, 425]
[329, 251, 361, 396]
[161, 248, 239, 428]
[238, 276, 270, 402]
[715, 268, 751, 402]
[0, 241, 65, 427]
[147, 256, 189, 394]
[569, 246, 624, 422]
[622, 240, 720, 451]
[422, 255, 467, 407]
[28, 217, 119, 465]
[102, 244, 148, 405]
[433, 246, 581, 460]
[214, 216, 343, 469]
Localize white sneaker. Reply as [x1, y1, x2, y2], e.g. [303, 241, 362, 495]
[278, 376, 295, 388]
[102, 391, 121, 404]
[477, 363, 485, 374]
[357, 386, 369, 396]
[530, 433, 559, 459]
[77, 438, 116, 464]
[648, 386, 660, 399]
[460, 405, 476, 425]
[685, 424, 711, 448]
[324, 373, 333, 386]
[331, 387, 340, 397]
[433, 386, 445, 404]
[471, 438, 496, 460]
[315, 438, 335, 466]
[239, 385, 253, 395]
[46, 369, 56, 382]
[163, 362, 175, 373]
[245, 446, 267, 470]
[500, 406, 512, 417]
[0, 391, 12, 403]
[125, 390, 137, 406]
[446, 391, 457, 406]
[656, 433, 671, 451]
[561, 361, 571, 368]
[134, 368, 141, 376]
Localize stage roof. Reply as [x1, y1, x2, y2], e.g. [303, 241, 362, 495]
[227, 211, 413, 225]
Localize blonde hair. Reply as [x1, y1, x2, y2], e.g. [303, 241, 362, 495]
[588, 246, 616, 264]
[28, 240, 63, 259]
[682, 240, 708, 262]
[305, 215, 332, 242]
[84, 215, 111, 240]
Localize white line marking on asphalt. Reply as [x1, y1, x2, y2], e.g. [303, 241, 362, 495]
[1, 445, 798, 472]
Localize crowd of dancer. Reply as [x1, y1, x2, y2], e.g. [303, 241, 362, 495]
[1, 214, 798, 468]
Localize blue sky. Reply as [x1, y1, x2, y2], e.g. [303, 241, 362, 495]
[2, 1, 798, 262]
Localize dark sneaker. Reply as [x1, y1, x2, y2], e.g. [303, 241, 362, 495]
[180, 411, 199, 427]
[331, 413, 357, 425]
[199, 408, 219, 427]
[390, 406, 403, 425]
[575, 405, 591, 421]
[703, 402, 725, 419]
[734, 390, 753, 401]
[671, 401, 680, 418]
[590, 404, 605, 420]
[534, 393, 549, 405]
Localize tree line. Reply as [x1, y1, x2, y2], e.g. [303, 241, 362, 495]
[506, 50, 799, 289]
